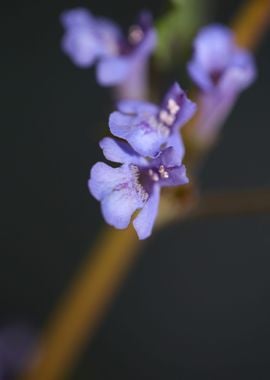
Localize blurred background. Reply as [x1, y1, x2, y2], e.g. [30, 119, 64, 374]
[2, 0, 270, 378]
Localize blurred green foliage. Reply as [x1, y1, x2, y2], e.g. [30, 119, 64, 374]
[155, 0, 210, 68]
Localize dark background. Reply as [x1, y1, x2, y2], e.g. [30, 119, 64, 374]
[2, 0, 270, 378]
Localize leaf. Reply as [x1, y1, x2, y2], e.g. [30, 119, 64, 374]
[155, 0, 210, 68]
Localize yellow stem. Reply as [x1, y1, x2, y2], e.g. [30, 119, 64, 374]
[231, 0, 270, 50]
[190, 187, 270, 220]
[21, 1, 270, 379]
[157, 187, 270, 227]
[22, 227, 139, 380]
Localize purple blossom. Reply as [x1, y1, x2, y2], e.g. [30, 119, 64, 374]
[0, 325, 36, 379]
[60, 8, 118, 68]
[88, 138, 188, 239]
[187, 24, 256, 94]
[61, 8, 156, 90]
[187, 24, 256, 142]
[109, 83, 197, 159]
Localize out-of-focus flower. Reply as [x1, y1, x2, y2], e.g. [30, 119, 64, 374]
[109, 83, 197, 159]
[187, 24, 256, 94]
[187, 24, 256, 142]
[89, 139, 188, 239]
[60, 8, 119, 68]
[0, 325, 36, 379]
[60, 8, 156, 96]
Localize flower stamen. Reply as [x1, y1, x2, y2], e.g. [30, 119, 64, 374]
[148, 169, 159, 182]
[158, 165, 169, 179]
[128, 26, 144, 44]
[168, 98, 180, 115]
[159, 110, 175, 126]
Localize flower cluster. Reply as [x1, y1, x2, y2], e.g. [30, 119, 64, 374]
[60, 9, 257, 239]
[109, 83, 196, 159]
[89, 84, 195, 239]
[61, 8, 156, 88]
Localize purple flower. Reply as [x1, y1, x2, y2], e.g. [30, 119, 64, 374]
[0, 325, 36, 379]
[60, 8, 119, 68]
[187, 24, 256, 94]
[109, 83, 196, 159]
[187, 24, 256, 142]
[61, 8, 156, 88]
[88, 138, 188, 239]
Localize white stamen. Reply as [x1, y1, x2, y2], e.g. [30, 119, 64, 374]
[159, 110, 175, 126]
[158, 165, 165, 174]
[148, 169, 159, 182]
[162, 171, 169, 179]
[128, 26, 144, 44]
[158, 165, 169, 179]
[168, 98, 180, 115]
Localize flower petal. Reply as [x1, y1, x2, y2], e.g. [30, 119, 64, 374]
[109, 111, 136, 139]
[127, 126, 168, 158]
[192, 24, 234, 73]
[109, 112, 167, 157]
[133, 184, 160, 239]
[60, 8, 94, 28]
[160, 164, 189, 187]
[97, 56, 131, 85]
[166, 133, 185, 162]
[161, 82, 183, 108]
[61, 28, 101, 67]
[89, 163, 145, 229]
[187, 60, 213, 91]
[161, 82, 197, 131]
[88, 162, 129, 200]
[95, 17, 121, 56]
[101, 186, 141, 229]
[118, 100, 158, 115]
[96, 18, 121, 41]
[135, 28, 157, 57]
[61, 8, 104, 67]
[219, 50, 256, 93]
[175, 96, 197, 130]
[99, 137, 147, 165]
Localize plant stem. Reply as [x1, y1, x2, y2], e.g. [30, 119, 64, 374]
[21, 1, 270, 379]
[156, 187, 270, 227]
[21, 227, 140, 380]
[21, 187, 270, 380]
[191, 187, 270, 220]
[231, 0, 270, 50]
